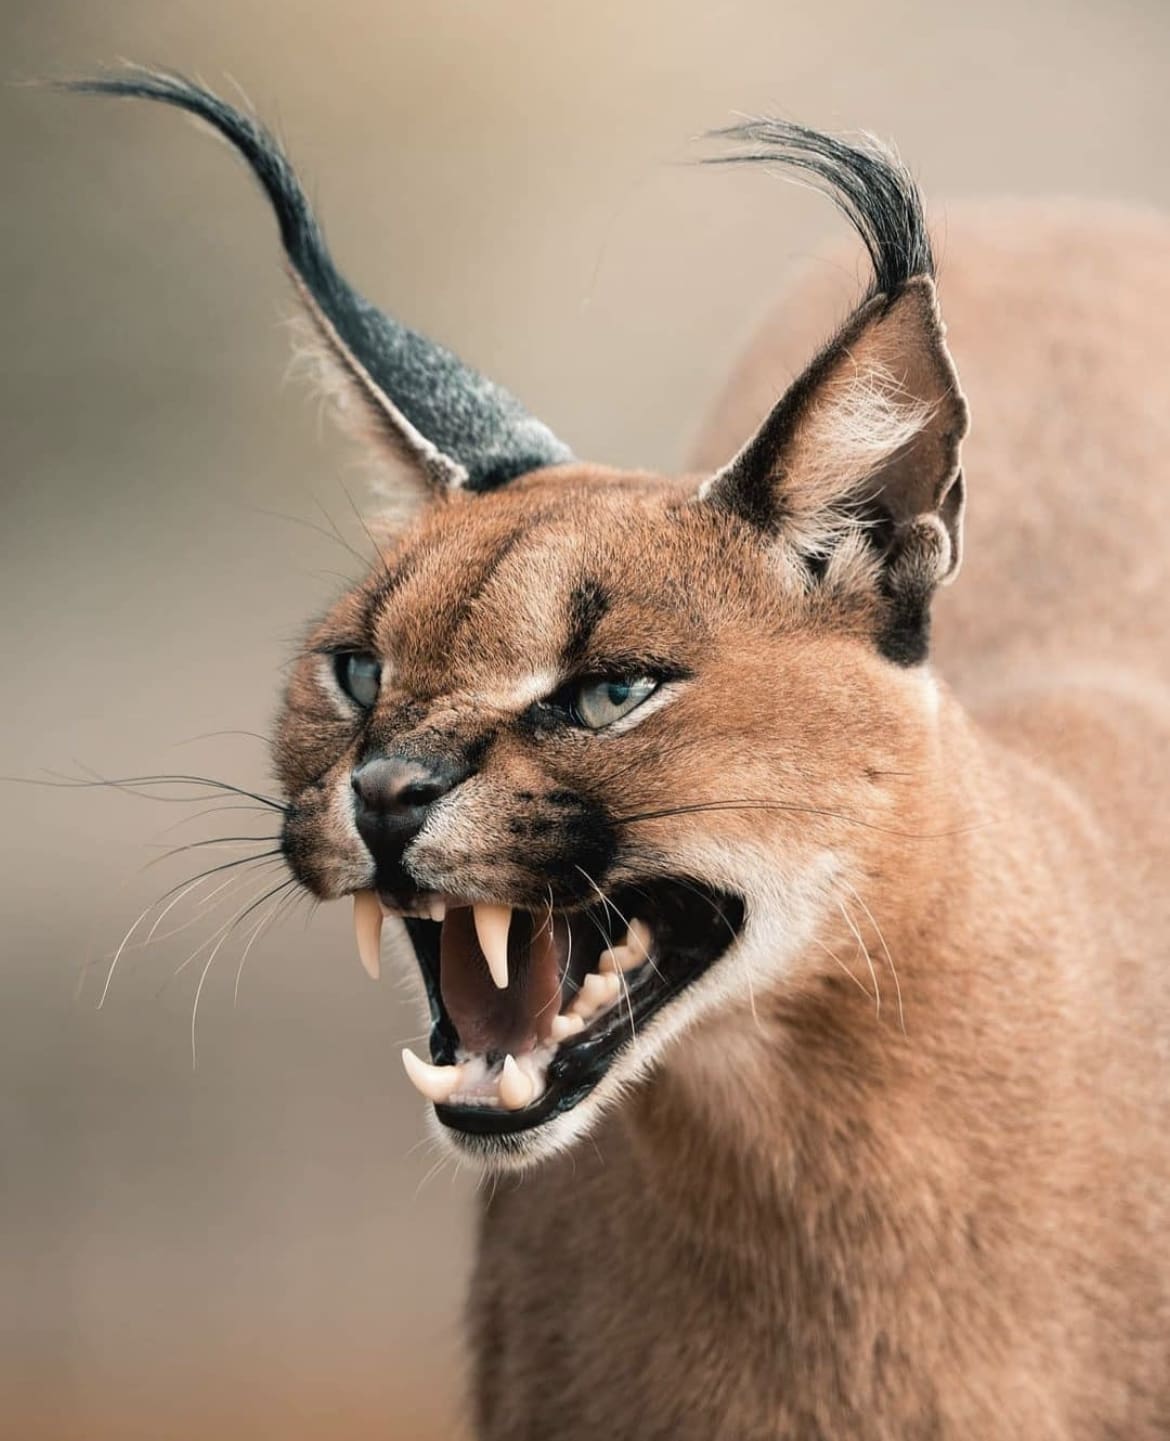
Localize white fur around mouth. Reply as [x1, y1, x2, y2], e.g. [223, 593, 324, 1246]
[352, 890, 652, 1111]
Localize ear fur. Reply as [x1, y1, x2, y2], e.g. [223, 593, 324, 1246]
[284, 271, 469, 496]
[283, 300, 459, 521]
[699, 123, 969, 664]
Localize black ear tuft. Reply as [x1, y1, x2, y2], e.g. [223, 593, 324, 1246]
[704, 118, 933, 301]
[56, 67, 572, 495]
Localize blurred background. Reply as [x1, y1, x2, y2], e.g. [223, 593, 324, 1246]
[3, 0, 1169, 1436]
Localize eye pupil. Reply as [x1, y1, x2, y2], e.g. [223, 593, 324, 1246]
[606, 681, 631, 706]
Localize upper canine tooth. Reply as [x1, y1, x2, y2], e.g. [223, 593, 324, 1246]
[498, 1053, 534, 1111]
[353, 889, 383, 980]
[401, 1047, 465, 1104]
[473, 903, 512, 990]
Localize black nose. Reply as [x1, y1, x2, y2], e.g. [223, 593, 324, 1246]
[351, 754, 469, 889]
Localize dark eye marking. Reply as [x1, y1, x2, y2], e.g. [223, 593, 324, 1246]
[562, 579, 611, 669]
[368, 549, 422, 612]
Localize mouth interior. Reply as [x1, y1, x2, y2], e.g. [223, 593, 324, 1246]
[356, 879, 745, 1137]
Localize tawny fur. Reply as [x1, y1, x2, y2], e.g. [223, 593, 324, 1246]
[72, 75, 1170, 1440]
[466, 205, 1170, 1438]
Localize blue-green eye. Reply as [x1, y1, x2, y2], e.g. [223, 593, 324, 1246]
[574, 676, 658, 730]
[335, 652, 382, 709]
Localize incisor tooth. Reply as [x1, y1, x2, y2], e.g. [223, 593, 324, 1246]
[498, 1054, 534, 1110]
[401, 1048, 465, 1104]
[550, 1013, 585, 1043]
[353, 889, 383, 980]
[473, 903, 512, 990]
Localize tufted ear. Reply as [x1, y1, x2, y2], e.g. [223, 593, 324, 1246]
[700, 121, 969, 664]
[61, 68, 573, 503]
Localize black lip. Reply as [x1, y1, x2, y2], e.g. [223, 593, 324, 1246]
[402, 880, 745, 1139]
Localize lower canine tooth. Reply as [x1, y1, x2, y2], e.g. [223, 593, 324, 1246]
[353, 890, 383, 980]
[401, 1048, 465, 1104]
[498, 1054, 534, 1111]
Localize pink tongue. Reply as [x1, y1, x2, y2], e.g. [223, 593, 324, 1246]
[439, 909, 567, 1056]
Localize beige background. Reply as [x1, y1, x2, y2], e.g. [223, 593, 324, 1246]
[3, 1, 1169, 1437]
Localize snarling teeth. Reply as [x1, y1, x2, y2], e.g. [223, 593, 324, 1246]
[400, 1047, 466, 1104]
[498, 1054, 535, 1110]
[354, 890, 656, 1113]
[549, 1013, 585, 1043]
[570, 970, 621, 1016]
[472, 903, 511, 990]
[599, 917, 652, 973]
[353, 889, 384, 981]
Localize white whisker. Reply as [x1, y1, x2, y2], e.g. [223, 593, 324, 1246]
[841, 878, 905, 1034]
[837, 898, 881, 1018]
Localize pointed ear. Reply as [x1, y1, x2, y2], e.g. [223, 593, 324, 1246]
[283, 273, 470, 496]
[64, 69, 572, 510]
[702, 275, 968, 660]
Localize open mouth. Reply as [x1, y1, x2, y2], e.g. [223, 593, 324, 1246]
[351, 880, 745, 1137]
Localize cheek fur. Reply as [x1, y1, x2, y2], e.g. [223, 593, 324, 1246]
[273, 659, 361, 798]
[280, 762, 370, 899]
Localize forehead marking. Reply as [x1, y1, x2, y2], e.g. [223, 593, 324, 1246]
[562, 579, 611, 669]
[376, 518, 552, 656]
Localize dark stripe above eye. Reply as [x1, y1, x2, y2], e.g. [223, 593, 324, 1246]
[562, 579, 611, 668]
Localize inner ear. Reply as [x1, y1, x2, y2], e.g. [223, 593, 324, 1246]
[703, 277, 968, 629]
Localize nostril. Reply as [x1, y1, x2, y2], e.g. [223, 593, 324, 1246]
[397, 778, 443, 808]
